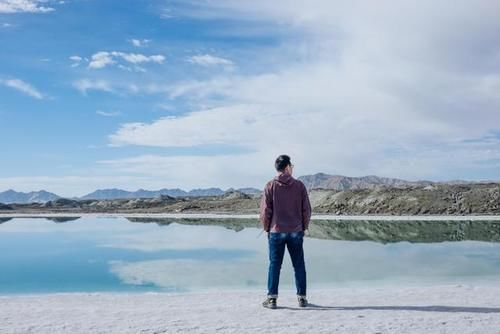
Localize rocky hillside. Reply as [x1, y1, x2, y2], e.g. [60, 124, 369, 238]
[298, 173, 476, 191]
[0, 191, 259, 214]
[309, 183, 500, 215]
[0, 203, 13, 210]
[2, 173, 491, 203]
[1, 183, 500, 215]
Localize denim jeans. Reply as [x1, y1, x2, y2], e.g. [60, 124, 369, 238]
[267, 231, 307, 298]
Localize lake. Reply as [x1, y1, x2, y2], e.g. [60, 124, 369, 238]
[1, 216, 500, 294]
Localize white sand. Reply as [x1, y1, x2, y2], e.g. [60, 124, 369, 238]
[2, 212, 500, 220]
[2, 285, 500, 333]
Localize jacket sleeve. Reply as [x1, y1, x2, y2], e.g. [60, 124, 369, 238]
[259, 182, 273, 232]
[301, 183, 312, 230]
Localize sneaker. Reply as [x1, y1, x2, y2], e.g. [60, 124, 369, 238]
[262, 297, 277, 309]
[298, 296, 308, 308]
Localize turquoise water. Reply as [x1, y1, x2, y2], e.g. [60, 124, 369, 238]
[1, 217, 500, 294]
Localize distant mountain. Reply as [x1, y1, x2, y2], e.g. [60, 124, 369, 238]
[0, 189, 60, 204]
[297, 173, 475, 191]
[2, 173, 487, 203]
[226, 187, 262, 195]
[79, 188, 150, 200]
[7, 183, 500, 216]
[80, 188, 223, 199]
[79, 187, 261, 200]
[0, 187, 261, 203]
[187, 188, 225, 197]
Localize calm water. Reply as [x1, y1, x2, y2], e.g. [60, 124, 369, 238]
[1, 217, 500, 294]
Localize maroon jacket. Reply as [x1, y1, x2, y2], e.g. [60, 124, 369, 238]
[259, 172, 312, 233]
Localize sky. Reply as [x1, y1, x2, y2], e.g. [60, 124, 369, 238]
[1, 0, 500, 197]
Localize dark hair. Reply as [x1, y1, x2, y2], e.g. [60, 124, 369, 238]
[275, 154, 291, 172]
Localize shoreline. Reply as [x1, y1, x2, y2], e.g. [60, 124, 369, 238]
[2, 212, 500, 220]
[2, 284, 500, 333]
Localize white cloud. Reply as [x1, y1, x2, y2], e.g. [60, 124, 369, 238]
[87, 51, 165, 69]
[73, 79, 114, 95]
[96, 110, 121, 117]
[6, 1, 499, 195]
[104, 0, 500, 185]
[114, 52, 164, 64]
[88, 51, 116, 69]
[129, 38, 150, 47]
[187, 54, 233, 67]
[159, 7, 173, 19]
[72, 79, 156, 96]
[97, 153, 272, 189]
[106, 101, 500, 185]
[0, 78, 44, 99]
[109, 105, 261, 147]
[69, 55, 89, 67]
[0, 0, 55, 13]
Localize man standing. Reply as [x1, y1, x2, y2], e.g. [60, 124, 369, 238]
[260, 154, 312, 309]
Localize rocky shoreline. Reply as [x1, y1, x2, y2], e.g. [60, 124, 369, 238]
[1, 183, 499, 216]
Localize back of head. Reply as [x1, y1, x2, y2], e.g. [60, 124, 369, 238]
[275, 154, 291, 172]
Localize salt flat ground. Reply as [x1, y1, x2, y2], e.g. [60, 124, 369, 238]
[2, 285, 500, 334]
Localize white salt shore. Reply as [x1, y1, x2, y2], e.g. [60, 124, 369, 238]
[2, 285, 500, 334]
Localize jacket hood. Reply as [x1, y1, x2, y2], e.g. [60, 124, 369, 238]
[273, 172, 295, 186]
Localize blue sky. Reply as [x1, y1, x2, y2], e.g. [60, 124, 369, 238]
[1, 0, 500, 196]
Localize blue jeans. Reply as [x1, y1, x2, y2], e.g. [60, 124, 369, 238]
[267, 231, 307, 298]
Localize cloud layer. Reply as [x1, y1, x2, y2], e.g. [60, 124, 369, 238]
[102, 0, 500, 186]
[187, 54, 233, 67]
[4, 1, 500, 194]
[1, 78, 44, 99]
[0, 0, 55, 13]
[88, 51, 165, 69]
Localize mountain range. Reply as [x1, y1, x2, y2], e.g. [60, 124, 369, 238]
[0, 187, 262, 204]
[297, 173, 484, 191]
[0, 173, 493, 204]
[0, 189, 60, 204]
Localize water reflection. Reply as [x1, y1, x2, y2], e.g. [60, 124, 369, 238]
[1, 217, 500, 294]
[0, 216, 80, 224]
[47, 217, 81, 223]
[126, 217, 500, 243]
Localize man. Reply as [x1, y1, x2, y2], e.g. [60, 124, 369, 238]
[259, 154, 312, 309]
